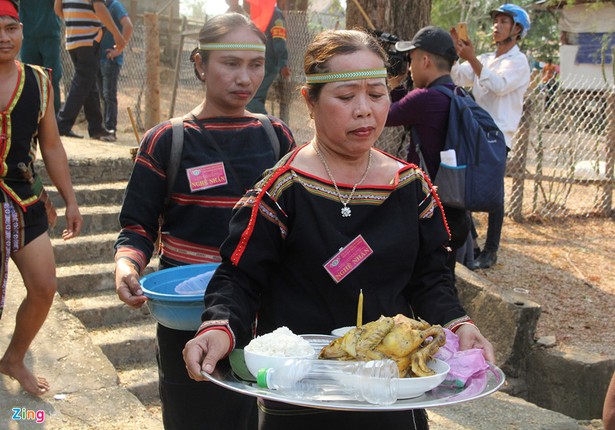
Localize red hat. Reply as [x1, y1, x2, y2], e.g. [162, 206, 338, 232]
[0, 0, 19, 20]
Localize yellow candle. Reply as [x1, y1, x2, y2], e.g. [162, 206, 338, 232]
[356, 289, 363, 327]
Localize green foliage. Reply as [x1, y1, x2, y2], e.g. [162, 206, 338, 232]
[520, 7, 559, 65]
[180, 0, 207, 20]
[308, 0, 345, 33]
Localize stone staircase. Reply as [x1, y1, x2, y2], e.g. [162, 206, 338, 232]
[39, 155, 162, 416]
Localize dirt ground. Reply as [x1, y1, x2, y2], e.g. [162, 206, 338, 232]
[470, 213, 615, 358]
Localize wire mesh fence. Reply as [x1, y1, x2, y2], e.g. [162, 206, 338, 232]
[58, 11, 614, 220]
[506, 75, 614, 220]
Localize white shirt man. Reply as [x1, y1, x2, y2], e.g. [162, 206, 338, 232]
[449, 4, 531, 269]
[451, 44, 530, 148]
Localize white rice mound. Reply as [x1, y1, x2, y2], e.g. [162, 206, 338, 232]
[245, 327, 315, 357]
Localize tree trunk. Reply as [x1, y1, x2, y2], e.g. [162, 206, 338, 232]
[346, 0, 431, 40]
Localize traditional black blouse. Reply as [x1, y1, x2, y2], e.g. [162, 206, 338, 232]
[203, 146, 466, 348]
[114, 115, 295, 272]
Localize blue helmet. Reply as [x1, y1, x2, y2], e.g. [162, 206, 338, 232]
[490, 3, 531, 39]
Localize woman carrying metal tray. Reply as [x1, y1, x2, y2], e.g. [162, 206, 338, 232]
[183, 28, 494, 430]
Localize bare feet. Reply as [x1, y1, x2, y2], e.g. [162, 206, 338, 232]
[0, 360, 50, 396]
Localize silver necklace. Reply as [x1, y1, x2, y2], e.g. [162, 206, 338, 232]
[313, 143, 372, 218]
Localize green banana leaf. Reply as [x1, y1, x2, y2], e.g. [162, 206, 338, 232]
[229, 349, 257, 382]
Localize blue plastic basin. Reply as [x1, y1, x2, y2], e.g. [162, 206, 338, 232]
[139, 263, 220, 331]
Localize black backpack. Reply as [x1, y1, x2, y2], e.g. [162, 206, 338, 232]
[415, 85, 507, 212]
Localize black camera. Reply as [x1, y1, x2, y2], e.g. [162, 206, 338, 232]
[371, 30, 409, 77]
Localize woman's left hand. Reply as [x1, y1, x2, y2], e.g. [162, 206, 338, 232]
[455, 324, 495, 362]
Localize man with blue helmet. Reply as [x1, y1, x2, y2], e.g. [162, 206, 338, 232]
[450, 3, 531, 269]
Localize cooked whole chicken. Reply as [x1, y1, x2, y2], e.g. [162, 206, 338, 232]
[319, 314, 446, 377]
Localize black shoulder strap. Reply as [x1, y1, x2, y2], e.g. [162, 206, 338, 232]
[253, 113, 281, 160]
[165, 116, 185, 206]
[165, 114, 281, 205]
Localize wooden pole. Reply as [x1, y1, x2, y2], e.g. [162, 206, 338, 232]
[168, 2, 174, 33]
[144, 13, 161, 129]
[349, 0, 375, 30]
[603, 89, 614, 216]
[165, 2, 175, 62]
[127, 107, 141, 143]
[509, 94, 533, 221]
[169, 16, 187, 119]
[129, 0, 138, 24]
[127, 107, 140, 162]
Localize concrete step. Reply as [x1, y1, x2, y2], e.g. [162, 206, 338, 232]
[56, 261, 157, 297]
[36, 156, 134, 185]
[118, 363, 160, 408]
[49, 204, 122, 238]
[52, 232, 118, 264]
[0, 264, 164, 430]
[63, 290, 152, 329]
[90, 319, 157, 367]
[48, 181, 128, 207]
[56, 262, 116, 296]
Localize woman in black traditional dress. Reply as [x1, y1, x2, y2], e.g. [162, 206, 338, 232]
[113, 13, 294, 430]
[183, 28, 494, 430]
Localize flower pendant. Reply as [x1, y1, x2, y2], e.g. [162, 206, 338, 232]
[341, 206, 352, 217]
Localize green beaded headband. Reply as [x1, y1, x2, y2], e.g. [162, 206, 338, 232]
[305, 68, 388, 84]
[198, 43, 266, 52]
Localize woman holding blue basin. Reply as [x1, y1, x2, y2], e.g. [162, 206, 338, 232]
[183, 29, 494, 430]
[113, 12, 295, 430]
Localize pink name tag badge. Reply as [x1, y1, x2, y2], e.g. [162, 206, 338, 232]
[323, 235, 374, 283]
[186, 162, 228, 192]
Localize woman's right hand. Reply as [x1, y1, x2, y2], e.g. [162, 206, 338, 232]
[115, 258, 148, 308]
[183, 330, 231, 381]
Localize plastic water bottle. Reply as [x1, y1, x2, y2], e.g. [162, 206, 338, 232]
[256, 358, 399, 405]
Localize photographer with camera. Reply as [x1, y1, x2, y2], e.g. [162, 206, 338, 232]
[385, 26, 469, 276]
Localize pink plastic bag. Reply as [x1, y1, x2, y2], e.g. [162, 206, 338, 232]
[434, 329, 489, 388]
